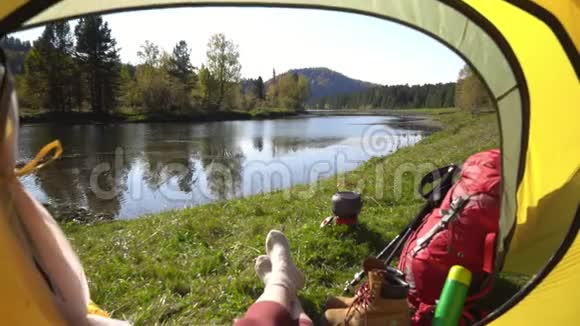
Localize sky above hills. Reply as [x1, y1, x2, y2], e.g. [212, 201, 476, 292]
[12, 7, 464, 86]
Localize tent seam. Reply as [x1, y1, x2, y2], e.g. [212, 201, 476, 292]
[495, 85, 518, 102]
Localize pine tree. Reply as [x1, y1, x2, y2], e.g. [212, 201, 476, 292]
[169, 40, 195, 87]
[24, 22, 76, 112]
[268, 68, 278, 106]
[254, 76, 264, 100]
[75, 15, 120, 114]
[313, 82, 457, 110]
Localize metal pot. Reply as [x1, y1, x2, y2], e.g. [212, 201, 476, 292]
[331, 191, 363, 219]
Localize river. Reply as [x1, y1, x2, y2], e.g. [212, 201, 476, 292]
[18, 115, 427, 220]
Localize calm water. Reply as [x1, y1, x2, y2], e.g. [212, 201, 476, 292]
[19, 115, 425, 220]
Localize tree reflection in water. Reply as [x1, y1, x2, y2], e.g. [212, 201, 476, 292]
[18, 116, 426, 220]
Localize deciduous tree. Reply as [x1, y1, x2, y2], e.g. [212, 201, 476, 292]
[206, 33, 241, 109]
[194, 64, 216, 108]
[455, 65, 491, 113]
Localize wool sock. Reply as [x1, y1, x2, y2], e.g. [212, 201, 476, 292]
[265, 230, 305, 293]
[254, 255, 272, 284]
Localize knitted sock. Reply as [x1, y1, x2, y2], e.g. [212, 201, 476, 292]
[254, 255, 272, 284]
[265, 230, 305, 294]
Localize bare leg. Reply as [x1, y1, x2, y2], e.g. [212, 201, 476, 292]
[293, 298, 314, 326]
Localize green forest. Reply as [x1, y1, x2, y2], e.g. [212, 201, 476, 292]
[311, 67, 491, 113]
[310, 82, 456, 110]
[1, 14, 491, 119]
[3, 16, 309, 117]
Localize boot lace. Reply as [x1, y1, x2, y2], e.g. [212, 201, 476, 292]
[344, 281, 375, 325]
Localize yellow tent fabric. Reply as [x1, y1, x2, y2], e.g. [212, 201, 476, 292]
[463, 0, 579, 274]
[0, 68, 66, 325]
[535, 0, 580, 49]
[0, 0, 578, 325]
[0, 0, 27, 20]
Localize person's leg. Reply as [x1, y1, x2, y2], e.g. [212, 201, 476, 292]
[293, 297, 314, 326]
[255, 254, 312, 325]
[234, 230, 308, 326]
[254, 230, 304, 311]
[253, 255, 292, 309]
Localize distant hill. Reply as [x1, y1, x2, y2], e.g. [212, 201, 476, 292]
[267, 67, 377, 103]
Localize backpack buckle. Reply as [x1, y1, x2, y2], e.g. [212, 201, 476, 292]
[411, 196, 470, 256]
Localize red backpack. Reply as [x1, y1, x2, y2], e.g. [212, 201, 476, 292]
[398, 149, 501, 325]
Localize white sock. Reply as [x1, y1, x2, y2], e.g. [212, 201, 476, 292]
[265, 230, 305, 293]
[255, 255, 272, 284]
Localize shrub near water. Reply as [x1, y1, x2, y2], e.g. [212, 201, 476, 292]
[63, 111, 513, 324]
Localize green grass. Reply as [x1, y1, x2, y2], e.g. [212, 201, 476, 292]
[61, 110, 521, 324]
[247, 107, 298, 117]
[386, 107, 460, 115]
[307, 107, 460, 117]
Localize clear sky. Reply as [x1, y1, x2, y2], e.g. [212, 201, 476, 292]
[12, 7, 464, 85]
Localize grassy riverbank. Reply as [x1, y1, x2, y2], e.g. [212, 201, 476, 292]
[19, 107, 301, 124]
[62, 110, 524, 324]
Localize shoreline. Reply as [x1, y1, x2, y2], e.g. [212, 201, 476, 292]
[386, 114, 444, 132]
[19, 109, 305, 125]
[307, 108, 451, 132]
[19, 108, 457, 126]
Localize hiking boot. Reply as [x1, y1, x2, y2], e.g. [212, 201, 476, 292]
[323, 259, 409, 326]
[323, 257, 387, 310]
[324, 295, 355, 310]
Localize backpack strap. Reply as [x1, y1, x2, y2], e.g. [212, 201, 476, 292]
[412, 195, 470, 256]
[482, 232, 497, 274]
[460, 232, 498, 323]
[418, 165, 459, 204]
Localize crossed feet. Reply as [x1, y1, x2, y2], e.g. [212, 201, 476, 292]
[255, 230, 306, 318]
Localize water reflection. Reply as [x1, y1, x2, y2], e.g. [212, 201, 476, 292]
[199, 122, 245, 200]
[19, 116, 426, 220]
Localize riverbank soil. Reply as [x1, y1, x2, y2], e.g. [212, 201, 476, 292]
[61, 110, 527, 324]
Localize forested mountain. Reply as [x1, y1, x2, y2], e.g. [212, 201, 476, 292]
[0, 36, 32, 74]
[267, 67, 377, 104]
[311, 82, 456, 110]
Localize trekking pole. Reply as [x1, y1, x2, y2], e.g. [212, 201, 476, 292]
[343, 231, 404, 292]
[343, 165, 459, 293]
[342, 202, 433, 293]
